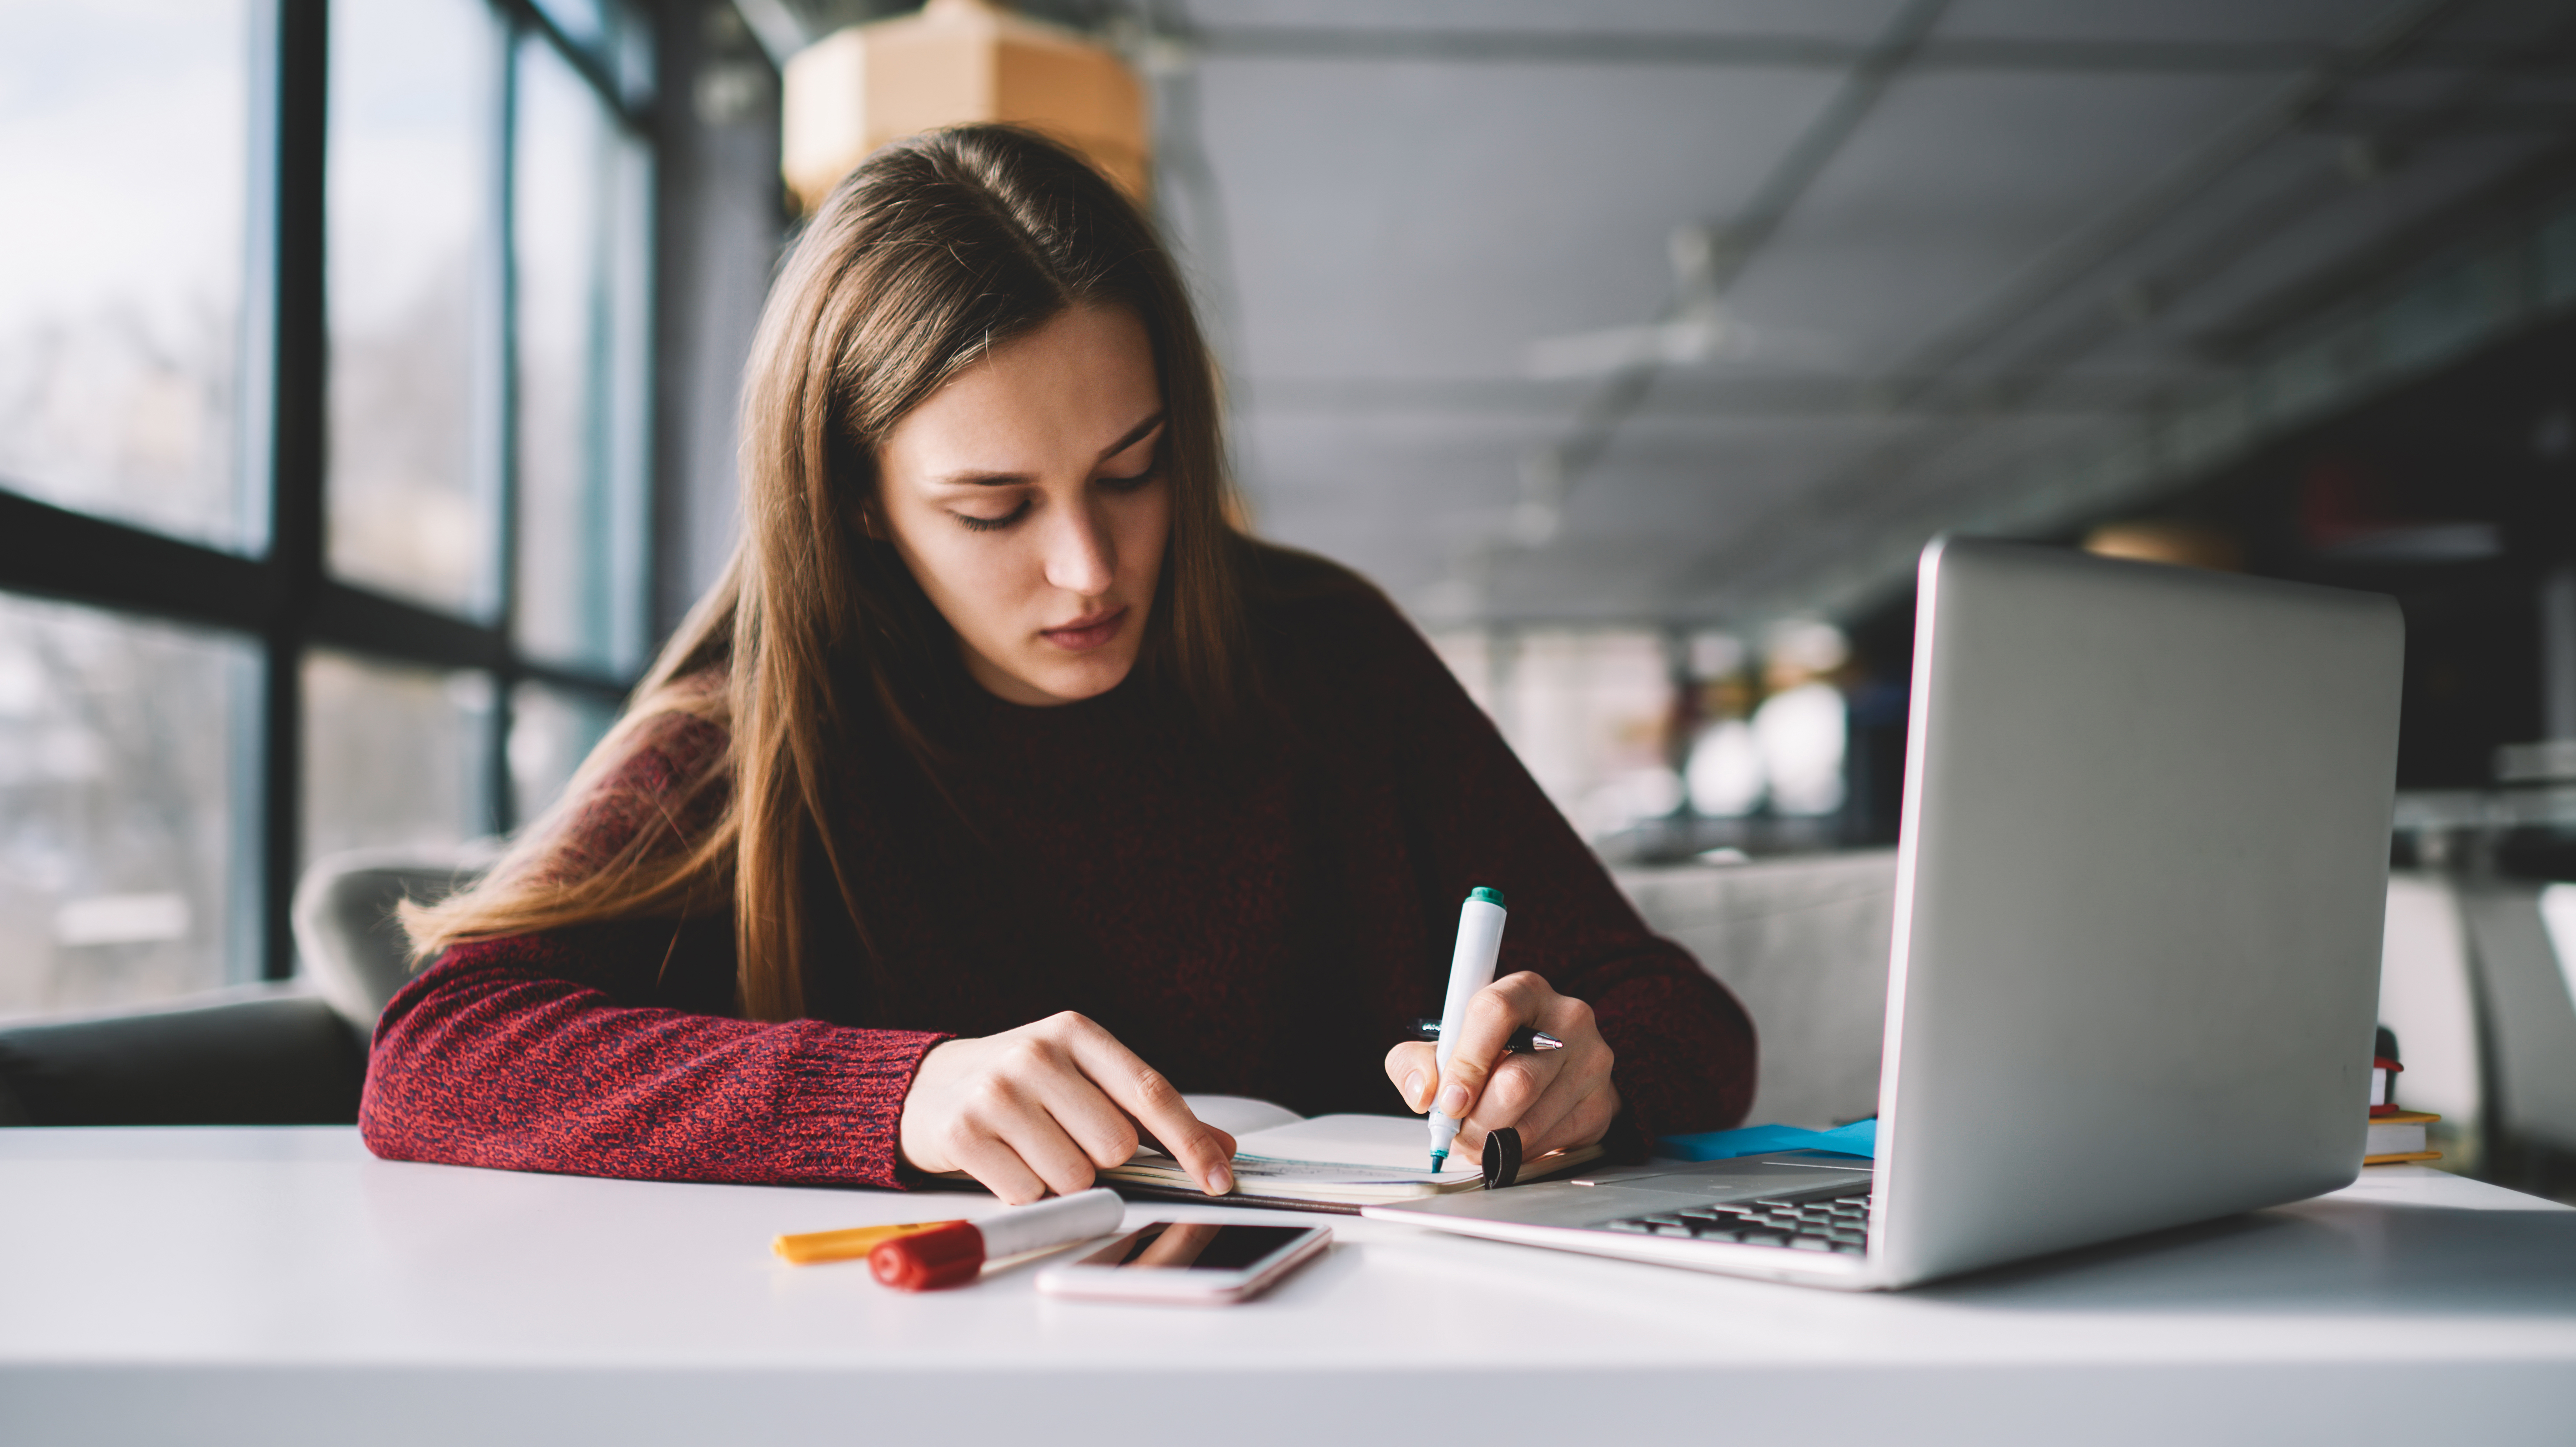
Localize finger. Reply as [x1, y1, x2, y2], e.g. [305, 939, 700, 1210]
[1129, 1121, 1226, 1158]
[944, 1130, 1054, 1206]
[1465, 1049, 1564, 1135]
[1508, 1076, 1588, 1156]
[1501, 991, 1612, 1153]
[996, 1108, 1110, 1199]
[1138, 1125, 1237, 1164]
[1020, 1045, 1145, 1171]
[1521, 1072, 1614, 1159]
[1451, 1114, 1526, 1166]
[1527, 1076, 1624, 1158]
[1056, 1015, 1236, 1195]
[967, 1069, 1106, 1199]
[1384, 1041, 1440, 1113]
[1430, 973, 1552, 1123]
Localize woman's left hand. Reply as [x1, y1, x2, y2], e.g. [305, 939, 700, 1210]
[1383, 971, 1620, 1164]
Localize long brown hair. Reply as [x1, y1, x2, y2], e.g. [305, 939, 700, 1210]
[403, 125, 1251, 1021]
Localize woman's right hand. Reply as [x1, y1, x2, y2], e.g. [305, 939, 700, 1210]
[896, 1011, 1236, 1205]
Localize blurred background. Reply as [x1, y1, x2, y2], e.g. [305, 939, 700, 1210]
[7, 0, 2576, 1194]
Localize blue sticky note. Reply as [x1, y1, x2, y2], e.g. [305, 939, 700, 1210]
[1658, 1118, 1876, 1162]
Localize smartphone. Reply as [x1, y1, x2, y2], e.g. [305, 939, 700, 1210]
[1034, 1221, 1331, 1305]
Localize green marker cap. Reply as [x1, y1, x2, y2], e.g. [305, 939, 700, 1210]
[1468, 886, 1505, 908]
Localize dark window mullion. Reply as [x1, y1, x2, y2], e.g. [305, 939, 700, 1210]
[0, 491, 282, 636]
[489, 5, 525, 839]
[260, 0, 330, 983]
[0, 484, 638, 693]
[492, 0, 654, 136]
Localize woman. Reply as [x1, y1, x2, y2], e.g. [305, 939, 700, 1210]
[367, 126, 1755, 1205]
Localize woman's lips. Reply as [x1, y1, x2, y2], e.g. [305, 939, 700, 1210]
[1039, 606, 1127, 652]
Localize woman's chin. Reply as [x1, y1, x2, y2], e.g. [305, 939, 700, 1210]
[972, 645, 1139, 706]
[1035, 659, 1134, 703]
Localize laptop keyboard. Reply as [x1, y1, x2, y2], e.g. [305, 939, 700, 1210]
[1600, 1192, 1874, 1254]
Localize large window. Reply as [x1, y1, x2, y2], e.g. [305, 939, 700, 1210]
[0, 1, 255, 552]
[0, 0, 657, 1013]
[325, 0, 502, 617]
[512, 33, 653, 676]
[0, 595, 256, 1016]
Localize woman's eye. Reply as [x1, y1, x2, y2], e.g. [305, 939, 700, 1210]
[1099, 469, 1158, 494]
[955, 498, 1032, 532]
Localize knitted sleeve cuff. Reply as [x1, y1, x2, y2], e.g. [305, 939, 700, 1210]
[729, 1022, 952, 1189]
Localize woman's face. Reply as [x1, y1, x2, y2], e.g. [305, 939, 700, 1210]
[875, 306, 1170, 707]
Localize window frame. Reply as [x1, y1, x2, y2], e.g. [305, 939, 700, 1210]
[0, 0, 662, 984]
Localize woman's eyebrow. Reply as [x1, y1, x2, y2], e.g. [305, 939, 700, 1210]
[1096, 411, 1167, 461]
[928, 412, 1168, 487]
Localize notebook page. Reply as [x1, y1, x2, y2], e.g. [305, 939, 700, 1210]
[1232, 1114, 1452, 1173]
[1180, 1094, 1306, 1137]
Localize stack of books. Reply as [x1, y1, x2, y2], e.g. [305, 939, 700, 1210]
[2365, 1043, 2441, 1166]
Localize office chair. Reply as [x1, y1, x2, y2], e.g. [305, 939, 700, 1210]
[2455, 878, 2576, 1157]
[0, 847, 488, 1127]
[290, 846, 493, 1029]
[1617, 850, 1898, 1129]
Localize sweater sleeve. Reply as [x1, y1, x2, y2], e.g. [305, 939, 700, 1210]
[360, 932, 946, 1187]
[1346, 594, 1759, 1140]
[357, 710, 949, 1187]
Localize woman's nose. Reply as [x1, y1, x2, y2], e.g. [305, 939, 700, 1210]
[1043, 501, 1117, 597]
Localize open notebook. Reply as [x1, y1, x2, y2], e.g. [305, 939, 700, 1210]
[1096, 1096, 1604, 1212]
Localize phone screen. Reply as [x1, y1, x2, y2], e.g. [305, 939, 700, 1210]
[1085, 1223, 1311, 1272]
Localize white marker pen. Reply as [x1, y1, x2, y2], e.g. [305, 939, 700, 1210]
[867, 1187, 1127, 1291]
[1428, 886, 1508, 1172]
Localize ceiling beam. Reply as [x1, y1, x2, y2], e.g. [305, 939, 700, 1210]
[1872, 0, 2472, 408]
[1666, 0, 2478, 611]
[1543, 0, 1952, 494]
[1184, 25, 2537, 75]
[2203, 138, 2576, 360]
[1955, 3, 2576, 410]
[1244, 373, 2187, 419]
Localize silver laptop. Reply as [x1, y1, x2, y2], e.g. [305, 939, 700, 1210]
[1364, 537, 2404, 1290]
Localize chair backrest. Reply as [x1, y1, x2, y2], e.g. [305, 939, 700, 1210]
[1616, 850, 1898, 1129]
[291, 846, 494, 1031]
[1627, 858, 2567, 1167]
[0, 985, 367, 1126]
[0, 846, 494, 1127]
[2457, 878, 2576, 1155]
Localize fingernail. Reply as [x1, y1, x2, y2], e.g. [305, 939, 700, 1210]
[1204, 1164, 1234, 1195]
[1437, 1084, 1470, 1117]
[1402, 1069, 1426, 1107]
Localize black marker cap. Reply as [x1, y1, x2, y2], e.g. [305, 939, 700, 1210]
[1482, 1127, 1523, 1190]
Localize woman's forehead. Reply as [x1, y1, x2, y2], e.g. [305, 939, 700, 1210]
[883, 307, 1161, 476]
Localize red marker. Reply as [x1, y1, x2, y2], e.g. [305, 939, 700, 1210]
[870, 1187, 1128, 1291]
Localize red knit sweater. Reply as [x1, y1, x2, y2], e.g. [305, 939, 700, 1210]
[360, 565, 1756, 1188]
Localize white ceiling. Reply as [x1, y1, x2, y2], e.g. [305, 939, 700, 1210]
[766, 0, 2576, 627]
[1137, 0, 2576, 626]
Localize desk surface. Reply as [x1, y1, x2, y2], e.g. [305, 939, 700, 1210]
[4, 1128, 2572, 1446]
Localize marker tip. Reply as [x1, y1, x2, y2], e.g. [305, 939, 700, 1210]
[1430, 1150, 1447, 1174]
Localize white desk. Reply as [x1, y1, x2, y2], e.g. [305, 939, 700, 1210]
[3, 1128, 2571, 1446]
